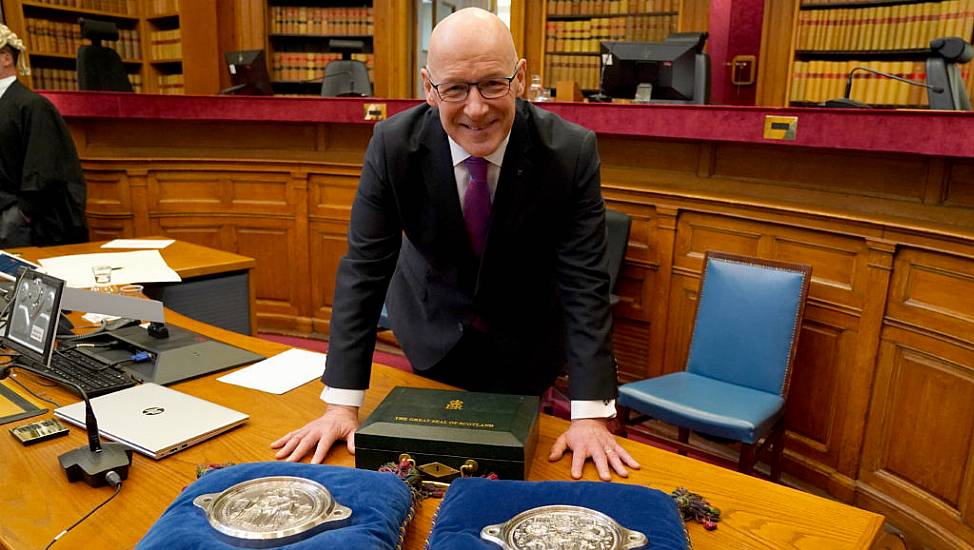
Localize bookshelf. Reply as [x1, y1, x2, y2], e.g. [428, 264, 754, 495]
[265, 1, 374, 96]
[0, 0, 219, 94]
[542, 0, 682, 96]
[788, 0, 974, 107]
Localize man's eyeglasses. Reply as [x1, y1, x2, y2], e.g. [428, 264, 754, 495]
[428, 67, 519, 102]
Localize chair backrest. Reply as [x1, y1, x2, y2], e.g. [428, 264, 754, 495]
[321, 60, 372, 97]
[605, 209, 631, 294]
[685, 251, 811, 397]
[76, 19, 132, 92]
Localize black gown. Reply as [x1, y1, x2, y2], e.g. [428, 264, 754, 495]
[0, 79, 88, 247]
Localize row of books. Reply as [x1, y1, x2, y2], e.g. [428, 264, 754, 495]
[269, 7, 374, 36]
[801, 0, 923, 5]
[789, 60, 972, 105]
[547, 0, 678, 16]
[149, 29, 181, 60]
[157, 73, 184, 94]
[146, 0, 179, 16]
[544, 54, 601, 90]
[271, 52, 373, 82]
[796, 0, 974, 52]
[545, 15, 677, 52]
[25, 18, 141, 60]
[32, 66, 142, 92]
[26, 0, 137, 14]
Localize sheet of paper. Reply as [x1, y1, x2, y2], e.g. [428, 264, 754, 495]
[100, 239, 174, 249]
[37, 250, 181, 288]
[217, 348, 326, 394]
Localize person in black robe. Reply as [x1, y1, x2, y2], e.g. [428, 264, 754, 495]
[0, 25, 88, 247]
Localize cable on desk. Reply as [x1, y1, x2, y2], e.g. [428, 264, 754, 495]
[44, 473, 123, 549]
[7, 372, 60, 407]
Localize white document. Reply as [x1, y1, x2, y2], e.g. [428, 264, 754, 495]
[217, 348, 326, 394]
[38, 250, 182, 288]
[101, 239, 175, 249]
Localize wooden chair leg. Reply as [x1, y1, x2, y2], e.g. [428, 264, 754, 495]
[738, 443, 757, 475]
[614, 406, 630, 437]
[677, 427, 690, 456]
[769, 422, 786, 482]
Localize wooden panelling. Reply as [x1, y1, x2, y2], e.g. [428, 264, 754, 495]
[755, 0, 799, 106]
[148, 170, 294, 214]
[309, 220, 353, 335]
[81, 120, 322, 160]
[946, 160, 974, 208]
[599, 139, 702, 183]
[861, 326, 974, 546]
[309, 173, 360, 220]
[887, 249, 974, 347]
[84, 170, 132, 214]
[713, 144, 928, 202]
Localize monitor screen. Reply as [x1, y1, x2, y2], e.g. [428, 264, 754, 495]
[223, 50, 273, 96]
[0, 251, 40, 282]
[4, 271, 64, 365]
[600, 39, 702, 101]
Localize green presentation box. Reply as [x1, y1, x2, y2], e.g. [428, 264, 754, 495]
[355, 387, 539, 482]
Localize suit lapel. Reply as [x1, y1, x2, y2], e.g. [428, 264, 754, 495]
[417, 110, 475, 266]
[476, 103, 541, 294]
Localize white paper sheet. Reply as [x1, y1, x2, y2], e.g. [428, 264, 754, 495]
[101, 239, 175, 249]
[217, 348, 326, 394]
[38, 250, 182, 288]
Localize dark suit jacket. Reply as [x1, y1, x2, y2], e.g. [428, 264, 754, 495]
[323, 99, 616, 400]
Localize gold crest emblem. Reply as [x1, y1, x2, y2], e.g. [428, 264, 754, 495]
[445, 399, 463, 411]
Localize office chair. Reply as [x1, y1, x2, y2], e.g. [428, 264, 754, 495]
[321, 60, 372, 97]
[616, 251, 811, 481]
[77, 18, 133, 92]
[543, 208, 632, 418]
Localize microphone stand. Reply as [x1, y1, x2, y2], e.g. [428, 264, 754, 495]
[825, 66, 944, 108]
[0, 364, 132, 487]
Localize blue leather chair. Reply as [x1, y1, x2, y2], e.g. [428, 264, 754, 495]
[616, 251, 811, 481]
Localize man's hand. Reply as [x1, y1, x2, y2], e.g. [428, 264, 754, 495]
[271, 404, 359, 464]
[548, 418, 640, 481]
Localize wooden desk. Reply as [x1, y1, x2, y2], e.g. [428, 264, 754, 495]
[9, 239, 257, 335]
[0, 312, 883, 550]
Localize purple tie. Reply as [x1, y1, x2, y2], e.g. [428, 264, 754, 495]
[463, 156, 491, 256]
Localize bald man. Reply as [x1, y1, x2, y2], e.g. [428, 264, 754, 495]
[273, 8, 639, 481]
[0, 24, 88, 247]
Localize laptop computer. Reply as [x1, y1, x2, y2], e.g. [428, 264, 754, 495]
[54, 383, 248, 459]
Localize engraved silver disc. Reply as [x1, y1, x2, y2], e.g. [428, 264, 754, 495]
[481, 505, 648, 550]
[193, 476, 352, 548]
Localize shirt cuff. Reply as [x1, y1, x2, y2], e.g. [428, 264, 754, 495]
[570, 399, 617, 420]
[321, 387, 366, 408]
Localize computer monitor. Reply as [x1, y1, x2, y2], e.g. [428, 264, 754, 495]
[599, 32, 710, 104]
[926, 37, 973, 111]
[222, 49, 273, 96]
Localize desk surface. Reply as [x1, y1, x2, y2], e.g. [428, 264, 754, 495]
[0, 311, 884, 550]
[9, 238, 256, 280]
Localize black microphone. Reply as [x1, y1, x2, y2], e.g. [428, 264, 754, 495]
[0, 364, 132, 487]
[825, 66, 944, 108]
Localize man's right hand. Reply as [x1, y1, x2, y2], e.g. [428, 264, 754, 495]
[271, 404, 360, 464]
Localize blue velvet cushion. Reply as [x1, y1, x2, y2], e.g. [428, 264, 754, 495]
[618, 371, 785, 443]
[425, 477, 688, 550]
[137, 462, 413, 550]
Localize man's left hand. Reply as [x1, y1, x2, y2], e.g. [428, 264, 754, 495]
[548, 418, 640, 481]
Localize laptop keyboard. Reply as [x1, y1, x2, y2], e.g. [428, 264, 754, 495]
[44, 348, 136, 397]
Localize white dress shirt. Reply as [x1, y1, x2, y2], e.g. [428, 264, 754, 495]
[323, 133, 616, 420]
[0, 75, 18, 99]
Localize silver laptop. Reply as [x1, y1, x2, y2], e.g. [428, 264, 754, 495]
[54, 383, 248, 459]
